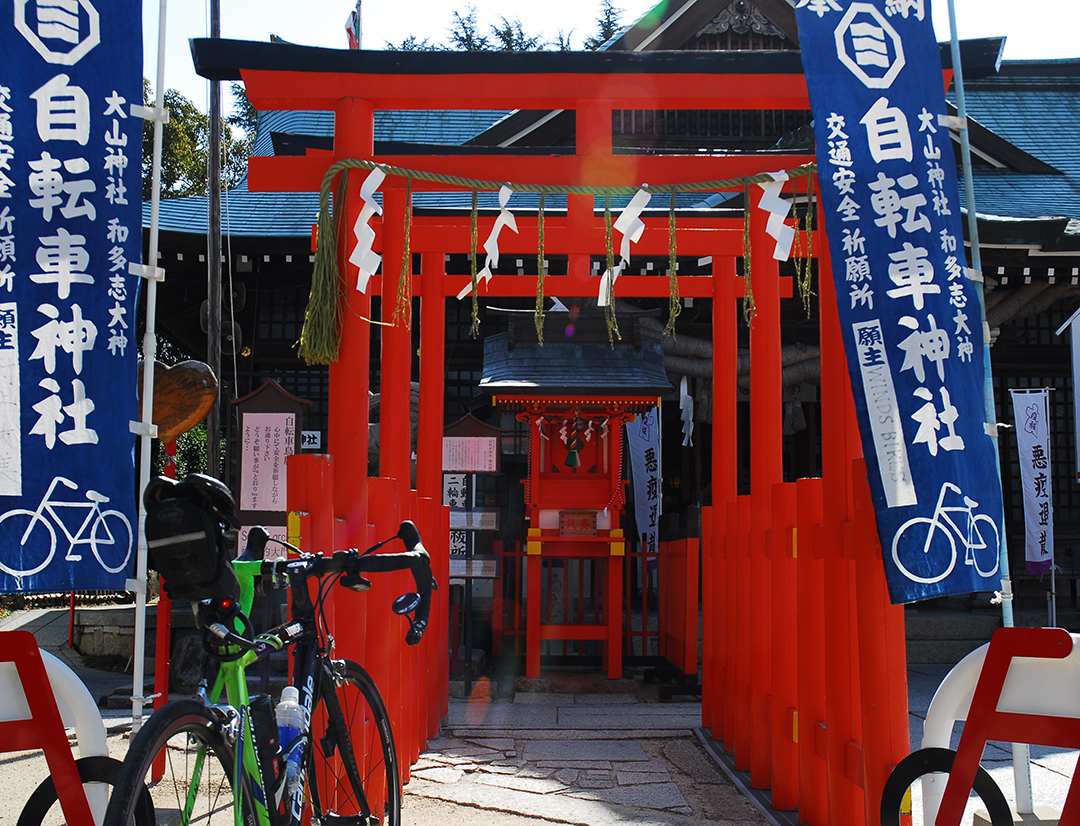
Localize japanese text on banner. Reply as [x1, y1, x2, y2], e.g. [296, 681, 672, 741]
[795, 0, 1004, 603]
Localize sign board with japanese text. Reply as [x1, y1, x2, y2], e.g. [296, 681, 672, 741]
[443, 436, 497, 472]
[0, 0, 142, 592]
[240, 412, 296, 512]
[795, 0, 1004, 603]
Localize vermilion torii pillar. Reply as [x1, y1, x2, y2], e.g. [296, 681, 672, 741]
[192, 40, 909, 826]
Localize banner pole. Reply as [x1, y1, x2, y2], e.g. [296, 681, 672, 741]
[130, 0, 168, 734]
[946, 0, 1031, 810]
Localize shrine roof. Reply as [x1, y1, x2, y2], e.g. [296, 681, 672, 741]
[958, 60, 1080, 228]
[480, 312, 673, 398]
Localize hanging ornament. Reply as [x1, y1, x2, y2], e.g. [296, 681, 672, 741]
[564, 418, 586, 468]
[680, 375, 695, 447]
[457, 185, 518, 300]
[756, 170, 796, 261]
[349, 166, 385, 294]
[598, 186, 651, 307]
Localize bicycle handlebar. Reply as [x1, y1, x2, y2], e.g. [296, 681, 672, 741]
[243, 521, 435, 645]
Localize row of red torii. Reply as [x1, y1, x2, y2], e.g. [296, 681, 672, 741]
[194, 41, 911, 826]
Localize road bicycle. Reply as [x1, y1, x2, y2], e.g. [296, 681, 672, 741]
[891, 481, 1000, 585]
[0, 475, 133, 579]
[104, 475, 435, 826]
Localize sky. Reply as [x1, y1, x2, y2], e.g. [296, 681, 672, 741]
[142, 0, 1080, 112]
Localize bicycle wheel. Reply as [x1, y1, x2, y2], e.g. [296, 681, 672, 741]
[967, 513, 1001, 578]
[90, 509, 134, 574]
[307, 660, 401, 826]
[17, 756, 153, 826]
[104, 699, 238, 826]
[892, 517, 956, 585]
[0, 509, 56, 577]
[880, 747, 1012, 826]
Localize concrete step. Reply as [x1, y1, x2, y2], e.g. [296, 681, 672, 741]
[905, 638, 990, 665]
[904, 612, 1002, 641]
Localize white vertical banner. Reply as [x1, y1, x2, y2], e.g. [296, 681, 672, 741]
[1072, 323, 1080, 481]
[626, 407, 661, 555]
[1010, 389, 1054, 575]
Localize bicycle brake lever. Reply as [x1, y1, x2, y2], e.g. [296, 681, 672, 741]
[341, 572, 371, 593]
[405, 618, 427, 646]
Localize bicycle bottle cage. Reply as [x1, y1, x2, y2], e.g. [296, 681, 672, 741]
[144, 474, 240, 604]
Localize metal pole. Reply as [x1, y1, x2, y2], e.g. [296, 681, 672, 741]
[132, 0, 169, 733]
[206, 0, 222, 478]
[945, 0, 1031, 812]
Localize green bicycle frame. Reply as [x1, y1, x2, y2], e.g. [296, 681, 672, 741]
[188, 560, 287, 826]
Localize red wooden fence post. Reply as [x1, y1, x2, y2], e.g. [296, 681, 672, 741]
[748, 185, 783, 789]
[796, 476, 828, 826]
[417, 252, 448, 737]
[853, 459, 909, 826]
[769, 481, 799, 810]
[734, 494, 753, 771]
[818, 200, 865, 826]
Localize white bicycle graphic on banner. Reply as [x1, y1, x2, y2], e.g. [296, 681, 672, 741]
[892, 481, 1001, 585]
[0, 476, 133, 578]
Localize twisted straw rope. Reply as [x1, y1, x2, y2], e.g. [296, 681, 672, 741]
[297, 158, 818, 364]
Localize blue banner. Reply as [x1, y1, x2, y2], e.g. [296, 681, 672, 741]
[0, 0, 142, 592]
[795, 0, 1004, 603]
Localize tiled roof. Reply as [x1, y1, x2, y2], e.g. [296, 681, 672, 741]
[152, 108, 510, 237]
[151, 57, 1080, 237]
[960, 60, 1080, 223]
[480, 315, 672, 396]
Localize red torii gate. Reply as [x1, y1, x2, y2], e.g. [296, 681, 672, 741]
[193, 41, 909, 826]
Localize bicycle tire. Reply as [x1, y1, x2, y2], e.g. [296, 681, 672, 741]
[0, 509, 56, 578]
[880, 747, 1012, 826]
[104, 699, 240, 826]
[90, 509, 133, 574]
[892, 516, 957, 585]
[17, 755, 153, 826]
[306, 660, 401, 826]
[968, 513, 1001, 578]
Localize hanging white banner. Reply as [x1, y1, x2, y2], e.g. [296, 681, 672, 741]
[1010, 389, 1053, 575]
[626, 407, 661, 555]
[1072, 323, 1080, 481]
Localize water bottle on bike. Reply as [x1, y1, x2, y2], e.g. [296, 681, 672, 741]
[276, 686, 305, 795]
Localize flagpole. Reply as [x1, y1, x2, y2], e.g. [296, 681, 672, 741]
[131, 0, 169, 734]
[945, 0, 1031, 813]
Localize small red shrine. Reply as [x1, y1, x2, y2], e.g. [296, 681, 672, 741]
[481, 310, 670, 678]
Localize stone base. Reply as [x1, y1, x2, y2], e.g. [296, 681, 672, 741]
[974, 805, 1061, 825]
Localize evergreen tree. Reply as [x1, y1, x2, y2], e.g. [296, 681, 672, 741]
[141, 80, 250, 200]
[447, 5, 492, 51]
[584, 0, 623, 50]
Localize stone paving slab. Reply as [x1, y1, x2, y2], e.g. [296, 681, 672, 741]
[562, 702, 701, 715]
[522, 740, 648, 762]
[557, 710, 700, 730]
[406, 777, 724, 826]
[616, 771, 671, 785]
[411, 766, 466, 784]
[571, 694, 640, 704]
[451, 728, 695, 741]
[535, 760, 612, 769]
[512, 693, 577, 705]
[463, 737, 516, 751]
[567, 781, 691, 812]
[447, 703, 558, 729]
[474, 772, 568, 794]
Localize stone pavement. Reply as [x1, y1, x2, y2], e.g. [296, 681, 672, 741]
[2, 606, 1078, 826]
[406, 691, 770, 826]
